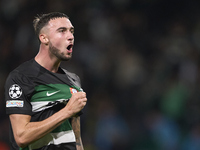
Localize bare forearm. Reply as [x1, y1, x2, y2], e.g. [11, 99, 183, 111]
[10, 92, 87, 148]
[76, 137, 84, 150]
[25, 110, 68, 140]
[71, 116, 84, 150]
[11, 108, 71, 147]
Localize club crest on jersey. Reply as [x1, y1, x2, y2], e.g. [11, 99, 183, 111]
[70, 87, 78, 94]
[9, 84, 22, 99]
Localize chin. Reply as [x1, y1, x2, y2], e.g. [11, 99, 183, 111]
[61, 56, 72, 61]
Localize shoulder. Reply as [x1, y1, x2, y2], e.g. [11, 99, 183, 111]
[5, 59, 37, 85]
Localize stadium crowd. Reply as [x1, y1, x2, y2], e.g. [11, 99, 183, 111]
[1, 0, 200, 149]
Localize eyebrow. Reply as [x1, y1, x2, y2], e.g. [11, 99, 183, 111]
[56, 27, 74, 31]
[56, 27, 67, 31]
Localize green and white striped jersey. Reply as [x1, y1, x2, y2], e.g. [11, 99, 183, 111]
[5, 59, 83, 150]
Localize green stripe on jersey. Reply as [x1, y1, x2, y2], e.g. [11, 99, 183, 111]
[20, 147, 29, 150]
[31, 84, 82, 102]
[52, 119, 72, 133]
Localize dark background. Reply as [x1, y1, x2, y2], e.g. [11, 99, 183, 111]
[1, 0, 200, 149]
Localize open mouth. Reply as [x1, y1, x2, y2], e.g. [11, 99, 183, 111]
[67, 44, 73, 50]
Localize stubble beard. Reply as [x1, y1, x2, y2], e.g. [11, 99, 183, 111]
[49, 42, 72, 61]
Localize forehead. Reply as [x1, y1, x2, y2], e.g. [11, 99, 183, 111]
[47, 17, 73, 30]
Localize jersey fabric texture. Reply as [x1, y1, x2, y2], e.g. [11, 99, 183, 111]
[5, 59, 83, 150]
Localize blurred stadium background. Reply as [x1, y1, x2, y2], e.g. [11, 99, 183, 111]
[1, 0, 200, 150]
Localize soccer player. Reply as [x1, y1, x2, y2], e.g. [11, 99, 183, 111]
[5, 12, 87, 150]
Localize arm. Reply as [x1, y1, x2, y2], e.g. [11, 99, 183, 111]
[71, 116, 84, 150]
[10, 92, 87, 148]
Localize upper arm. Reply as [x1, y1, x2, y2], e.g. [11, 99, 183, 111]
[5, 72, 33, 116]
[9, 114, 31, 147]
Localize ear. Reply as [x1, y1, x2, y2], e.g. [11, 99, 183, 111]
[39, 34, 49, 45]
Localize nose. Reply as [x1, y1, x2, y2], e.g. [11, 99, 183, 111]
[67, 31, 74, 41]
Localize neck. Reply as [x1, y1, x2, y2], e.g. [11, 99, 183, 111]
[35, 44, 61, 73]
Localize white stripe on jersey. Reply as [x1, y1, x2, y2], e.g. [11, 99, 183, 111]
[28, 130, 76, 149]
[31, 99, 69, 112]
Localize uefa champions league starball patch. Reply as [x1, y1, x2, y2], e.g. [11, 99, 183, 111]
[9, 84, 22, 99]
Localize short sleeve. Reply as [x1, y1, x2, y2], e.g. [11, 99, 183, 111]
[5, 71, 33, 115]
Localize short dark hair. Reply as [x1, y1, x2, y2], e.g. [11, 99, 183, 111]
[33, 12, 69, 37]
